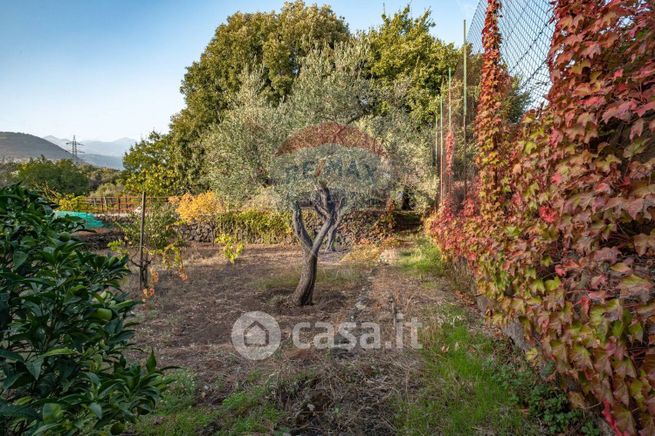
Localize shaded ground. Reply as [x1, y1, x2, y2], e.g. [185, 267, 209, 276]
[121, 236, 599, 435]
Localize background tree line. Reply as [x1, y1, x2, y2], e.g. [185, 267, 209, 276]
[121, 1, 461, 209]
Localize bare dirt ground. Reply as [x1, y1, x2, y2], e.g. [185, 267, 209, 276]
[123, 237, 455, 434]
[115, 235, 602, 435]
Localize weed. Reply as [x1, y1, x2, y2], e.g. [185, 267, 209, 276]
[214, 383, 282, 434]
[134, 370, 283, 435]
[134, 369, 218, 435]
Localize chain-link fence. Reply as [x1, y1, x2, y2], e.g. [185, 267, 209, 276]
[467, 0, 554, 107]
[435, 0, 555, 205]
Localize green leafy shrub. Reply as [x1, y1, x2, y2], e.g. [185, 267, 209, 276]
[0, 185, 165, 434]
[109, 204, 186, 292]
[115, 204, 181, 253]
[57, 194, 92, 212]
[214, 233, 244, 264]
[214, 209, 292, 244]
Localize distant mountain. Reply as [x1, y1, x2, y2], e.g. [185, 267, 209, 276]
[0, 132, 124, 170]
[43, 136, 136, 157]
[78, 153, 124, 170]
[0, 132, 74, 162]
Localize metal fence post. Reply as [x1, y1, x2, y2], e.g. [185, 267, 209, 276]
[138, 191, 147, 290]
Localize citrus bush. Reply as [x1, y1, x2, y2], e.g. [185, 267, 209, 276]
[0, 185, 165, 434]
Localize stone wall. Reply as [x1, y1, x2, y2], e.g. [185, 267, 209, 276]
[179, 209, 421, 245]
[81, 209, 421, 248]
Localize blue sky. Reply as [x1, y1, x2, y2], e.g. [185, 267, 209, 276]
[0, 0, 477, 142]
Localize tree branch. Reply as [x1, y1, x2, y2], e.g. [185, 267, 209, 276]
[291, 203, 313, 251]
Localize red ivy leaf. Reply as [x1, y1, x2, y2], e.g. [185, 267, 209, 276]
[539, 206, 557, 224]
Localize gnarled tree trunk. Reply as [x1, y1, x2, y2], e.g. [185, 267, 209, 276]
[290, 186, 337, 306]
[325, 210, 344, 252]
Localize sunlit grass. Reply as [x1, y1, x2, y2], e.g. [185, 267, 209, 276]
[397, 236, 444, 277]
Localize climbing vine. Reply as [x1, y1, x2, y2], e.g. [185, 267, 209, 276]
[430, 0, 655, 433]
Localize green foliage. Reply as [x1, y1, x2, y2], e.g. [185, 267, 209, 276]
[110, 205, 186, 284]
[217, 385, 282, 433]
[126, 3, 459, 204]
[150, 1, 350, 196]
[117, 204, 181, 252]
[366, 6, 459, 123]
[0, 185, 165, 434]
[90, 181, 125, 198]
[136, 371, 282, 435]
[0, 162, 18, 187]
[214, 209, 292, 244]
[122, 132, 188, 196]
[134, 369, 219, 436]
[57, 195, 92, 212]
[203, 71, 286, 205]
[180, 0, 349, 140]
[81, 164, 122, 192]
[214, 233, 244, 264]
[205, 40, 435, 212]
[360, 105, 437, 212]
[397, 236, 444, 276]
[14, 158, 90, 196]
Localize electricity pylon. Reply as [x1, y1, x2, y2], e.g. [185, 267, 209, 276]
[66, 135, 84, 162]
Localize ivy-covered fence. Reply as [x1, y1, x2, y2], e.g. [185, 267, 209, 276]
[430, 0, 654, 433]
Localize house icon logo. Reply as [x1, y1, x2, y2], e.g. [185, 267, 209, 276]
[244, 320, 269, 347]
[231, 311, 281, 360]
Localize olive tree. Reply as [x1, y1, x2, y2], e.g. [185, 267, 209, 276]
[203, 41, 399, 305]
[203, 70, 288, 206]
[272, 134, 390, 306]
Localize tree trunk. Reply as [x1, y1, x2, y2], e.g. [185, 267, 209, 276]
[289, 186, 336, 306]
[325, 212, 343, 252]
[292, 252, 318, 306]
[401, 189, 411, 210]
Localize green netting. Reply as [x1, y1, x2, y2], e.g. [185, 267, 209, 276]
[54, 211, 105, 229]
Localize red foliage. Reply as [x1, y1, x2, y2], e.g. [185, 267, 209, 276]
[445, 130, 455, 186]
[429, 0, 655, 433]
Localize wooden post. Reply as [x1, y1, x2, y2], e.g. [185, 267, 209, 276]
[138, 191, 147, 290]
